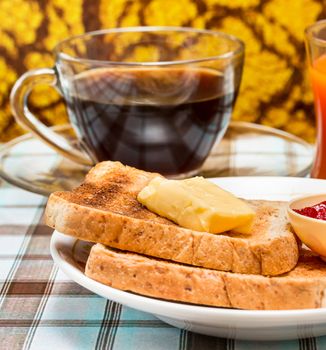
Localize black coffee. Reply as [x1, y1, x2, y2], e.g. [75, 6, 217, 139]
[66, 68, 236, 175]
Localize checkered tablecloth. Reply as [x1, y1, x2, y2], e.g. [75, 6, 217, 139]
[1, 179, 326, 349]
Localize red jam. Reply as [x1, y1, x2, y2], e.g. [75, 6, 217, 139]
[294, 201, 326, 220]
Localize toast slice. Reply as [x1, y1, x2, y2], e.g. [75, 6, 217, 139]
[86, 244, 326, 310]
[46, 161, 299, 276]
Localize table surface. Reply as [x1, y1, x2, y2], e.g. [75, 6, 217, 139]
[0, 123, 319, 350]
[1, 179, 326, 350]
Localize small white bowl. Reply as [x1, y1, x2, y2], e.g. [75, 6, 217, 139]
[288, 194, 326, 259]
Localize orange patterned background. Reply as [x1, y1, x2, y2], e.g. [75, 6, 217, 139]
[0, 0, 325, 143]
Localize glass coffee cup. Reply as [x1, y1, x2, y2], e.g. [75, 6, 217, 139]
[10, 27, 244, 177]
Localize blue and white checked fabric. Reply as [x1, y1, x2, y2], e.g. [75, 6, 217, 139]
[1, 179, 326, 349]
[0, 119, 320, 349]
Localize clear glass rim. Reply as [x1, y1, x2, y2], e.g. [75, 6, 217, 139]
[54, 26, 245, 66]
[305, 19, 326, 46]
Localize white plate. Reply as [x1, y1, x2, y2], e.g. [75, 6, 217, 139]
[50, 176, 326, 341]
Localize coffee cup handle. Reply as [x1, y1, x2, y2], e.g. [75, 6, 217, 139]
[10, 68, 92, 166]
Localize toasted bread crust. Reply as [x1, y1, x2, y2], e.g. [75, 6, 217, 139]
[45, 161, 299, 276]
[86, 244, 326, 310]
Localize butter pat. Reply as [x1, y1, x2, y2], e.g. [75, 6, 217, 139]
[137, 176, 255, 234]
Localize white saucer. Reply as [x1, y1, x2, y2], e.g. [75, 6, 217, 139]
[51, 177, 326, 341]
[0, 122, 313, 196]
